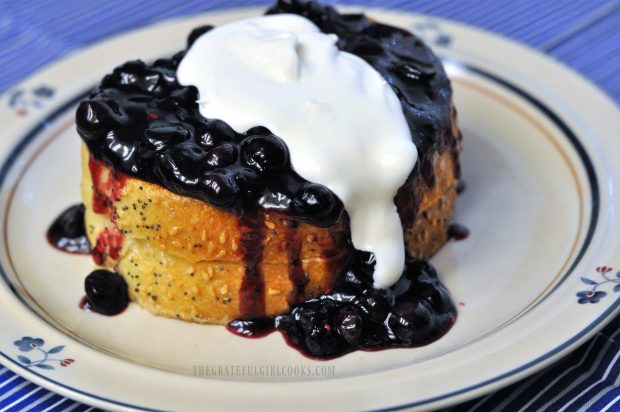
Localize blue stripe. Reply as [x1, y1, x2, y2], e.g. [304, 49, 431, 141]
[549, 344, 620, 410]
[70, 405, 98, 412]
[0, 369, 15, 383]
[45, 398, 77, 412]
[588, 386, 620, 411]
[1, 0, 618, 93]
[450, 333, 619, 411]
[0, 383, 39, 408]
[5, 388, 50, 412]
[0, 375, 26, 397]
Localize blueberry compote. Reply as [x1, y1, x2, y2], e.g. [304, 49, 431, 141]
[75, 0, 457, 229]
[46, 204, 90, 254]
[227, 252, 456, 359]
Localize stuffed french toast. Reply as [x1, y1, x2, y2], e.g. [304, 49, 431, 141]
[54, 0, 463, 358]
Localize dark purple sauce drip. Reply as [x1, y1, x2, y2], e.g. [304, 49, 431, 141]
[457, 179, 466, 194]
[79, 296, 126, 317]
[447, 223, 470, 241]
[238, 213, 267, 318]
[46, 204, 90, 254]
[284, 220, 308, 306]
[227, 252, 456, 360]
[74, 0, 454, 229]
[227, 318, 275, 338]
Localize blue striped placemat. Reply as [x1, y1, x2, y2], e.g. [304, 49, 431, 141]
[1, 1, 619, 411]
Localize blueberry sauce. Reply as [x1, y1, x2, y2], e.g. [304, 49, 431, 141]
[227, 252, 456, 359]
[283, 220, 308, 306]
[447, 223, 470, 241]
[88, 155, 127, 216]
[81, 269, 130, 315]
[75, 0, 456, 229]
[91, 227, 124, 265]
[238, 213, 267, 318]
[457, 179, 466, 195]
[46, 204, 90, 254]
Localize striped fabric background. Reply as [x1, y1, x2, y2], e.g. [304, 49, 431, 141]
[1, 0, 619, 411]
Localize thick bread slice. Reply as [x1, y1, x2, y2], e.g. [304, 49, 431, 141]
[82, 142, 458, 324]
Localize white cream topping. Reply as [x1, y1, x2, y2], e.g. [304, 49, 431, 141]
[177, 14, 417, 288]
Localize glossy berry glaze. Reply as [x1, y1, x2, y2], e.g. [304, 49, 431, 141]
[74, 0, 455, 228]
[447, 223, 470, 241]
[47, 204, 90, 254]
[63, 0, 460, 357]
[228, 252, 456, 359]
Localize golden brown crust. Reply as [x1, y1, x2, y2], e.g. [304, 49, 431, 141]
[404, 150, 458, 259]
[82, 124, 460, 323]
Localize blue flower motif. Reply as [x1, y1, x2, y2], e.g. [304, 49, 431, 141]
[13, 337, 45, 352]
[32, 86, 54, 98]
[577, 290, 607, 304]
[411, 20, 453, 47]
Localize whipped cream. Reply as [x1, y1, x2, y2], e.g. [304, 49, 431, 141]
[177, 14, 417, 288]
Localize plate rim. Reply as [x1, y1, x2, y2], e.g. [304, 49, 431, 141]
[0, 5, 619, 411]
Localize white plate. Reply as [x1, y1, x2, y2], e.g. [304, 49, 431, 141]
[1, 6, 620, 412]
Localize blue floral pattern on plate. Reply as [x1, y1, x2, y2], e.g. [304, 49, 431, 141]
[7, 85, 55, 117]
[411, 20, 453, 47]
[577, 266, 620, 304]
[13, 336, 74, 369]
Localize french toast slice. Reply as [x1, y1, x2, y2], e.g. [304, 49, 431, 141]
[81, 139, 459, 324]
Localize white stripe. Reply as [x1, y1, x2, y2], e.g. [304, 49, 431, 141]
[14, 391, 55, 411]
[0, 387, 42, 412]
[600, 392, 620, 412]
[537, 333, 619, 411]
[494, 369, 544, 410]
[540, 341, 609, 410]
[518, 335, 603, 411]
[557, 348, 620, 412]
[40, 397, 67, 412]
[0, 381, 31, 404]
[60, 402, 80, 411]
[465, 392, 495, 412]
[84, 407, 95, 412]
[0, 376, 20, 390]
[575, 354, 620, 412]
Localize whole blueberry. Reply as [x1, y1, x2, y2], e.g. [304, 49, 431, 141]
[144, 123, 190, 150]
[294, 183, 342, 226]
[240, 134, 289, 173]
[304, 326, 340, 357]
[84, 269, 129, 315]
[361, 293, 390, 322]
[202, 169, 240, 208]
[154, 143, 205, 189]
[336, 307, 363, 345]
[420, 284, 453, 313]
[197, 120, 237, 147]
[75, 100, 127, 141]
[234, 167, 263, 201]
[205, 143, 237, 169]
[244, 126, 271, 137]
[391, 300, 434, 342]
